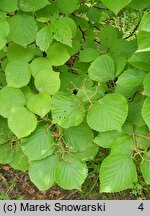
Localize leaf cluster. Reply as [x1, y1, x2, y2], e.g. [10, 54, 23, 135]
[0, 0, 150, 193]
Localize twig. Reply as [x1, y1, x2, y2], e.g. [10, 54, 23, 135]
[93, 5, 108, 11]
[78, 25, 86, 41]
[125, 21, 140, 39]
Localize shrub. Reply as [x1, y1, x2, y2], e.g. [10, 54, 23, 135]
[0, 0, 150, 193]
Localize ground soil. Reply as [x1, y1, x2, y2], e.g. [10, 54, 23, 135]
[0, 164, 146, 200]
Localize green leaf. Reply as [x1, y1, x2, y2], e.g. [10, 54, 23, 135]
[88, 55, 115, 82]
[0, 49, 6, 59]
[55, 155, 88, 190]
[10, 147, 29, 171]
[99, 25, 119, 50]
[9, 13, 37, 47]
[0, 17, 9, 38]
[67, 38, 80, 56]
[111, 54, 126, 77]
[134, 126, 150, 150]
[0, 40, 6, 53]
[0, 86, 26, 118]
[0, 142, 14, 163]
[122, 122, 133, 135]
[21, 86, 34, 102]
[142, 97, 150, 130]
[63, 121, 94, 152]
[128, 52, 150, 72]
[5, 60, 31, 88]
[59, 68, 76, 92]
[0, 0, 18, 12]
[47, 42, 70, 66]
[1, 58, 8, 72]
[0, 17, 9, 50]
[51, 20, 72, 47]
[34, 69, 60, 95]
[93, 131, 121, 148]
[21, 125, 55, 161]
[139, 13, 150, 32]
[0, 70, 6, 87]
[79, 48, 99, 62]
[59, 17, 77, 37]
[100, 154, 137, 192]
[137, 31, 150, 52]
[18, 0, 49, 12]
[74, 143, 99, 162]
[36, 26, 52, 51]
[0, 37, 7, 51]
[128, 94, 146, 127]
[0, 117, 13, 145]
[129, 0, 150, 10]
[141, 151, 150, 184]
[111, 135, 134, 155]
[36, 3, 59, 23]
[143, 72, 150, 97]
[110, 38, 137, 58]
[115, 84, 139, 98]
[27, 93, 51, 118]
[137, 14, 150, 52]
[87, 93, 128, 132]
[116, 69, 145, 87]
[101, 0, 131, 15]
[57, 0, 79, 14]
[29, 155, 59, 190]
[30, 57, 52, 78]
[8, 107, 37, 139]
[51, 93, 85, 128]
[86, 7, 101, 24]
[7, 43, 34, 62]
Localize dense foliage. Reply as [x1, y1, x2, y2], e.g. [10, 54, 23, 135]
[0, 0, 150, 193]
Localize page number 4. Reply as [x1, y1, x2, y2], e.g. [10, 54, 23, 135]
[138, 203, 144, 211]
